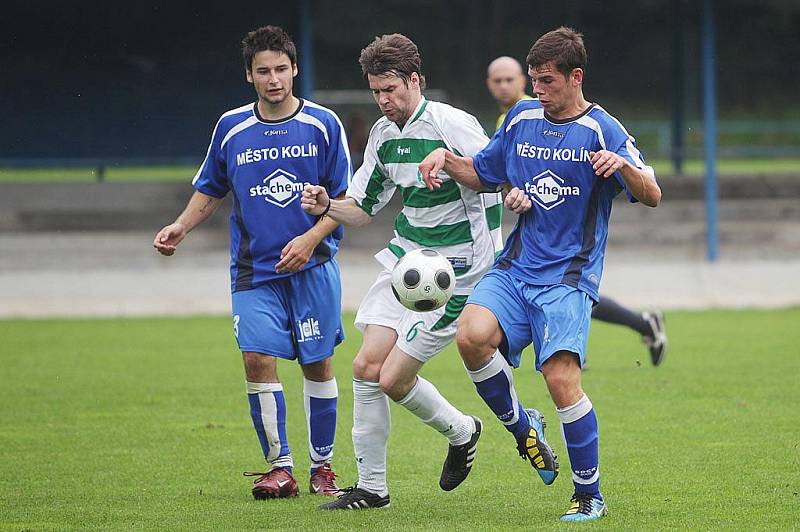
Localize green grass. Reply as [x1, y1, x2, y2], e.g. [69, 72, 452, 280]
[0, 158, 799, 183]
[648, 157, 800, 176]
[0, 166, 198, 183]
[1, 309, 799, 530]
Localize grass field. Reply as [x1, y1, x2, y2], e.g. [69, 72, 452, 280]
[1, 309, 799, 530]
[1, 157, 799, 182]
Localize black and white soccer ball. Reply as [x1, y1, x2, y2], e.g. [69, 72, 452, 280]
[391, 249, 455, 312]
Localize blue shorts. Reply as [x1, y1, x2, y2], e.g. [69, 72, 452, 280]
[467, 268, 592, 370]
[231, 259, 344, 365]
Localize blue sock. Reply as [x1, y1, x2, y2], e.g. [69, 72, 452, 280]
[304, 377, 338, 474]
[246, 381, 292, 470]
[558, 394, 600, 497]
[467, 353, 530, 439]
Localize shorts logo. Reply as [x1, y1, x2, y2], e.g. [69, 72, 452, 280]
[297, 317, 323, 343]
[406, 320, 425, 342]
[524, 170, 580, 211]
[249, 168, 312, 208]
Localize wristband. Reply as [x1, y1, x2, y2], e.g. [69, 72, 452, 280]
[320, 199, 332, 217]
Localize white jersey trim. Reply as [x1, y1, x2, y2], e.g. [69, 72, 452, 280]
[192, 103, 253, 185]
[575, 115, 607, 150]
[295, 112, 330, 145]
[220, 116, 259, 149]
[505, 108, 545, 132]
[304, 99, 353, 185]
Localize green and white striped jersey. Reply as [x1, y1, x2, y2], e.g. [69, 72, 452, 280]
[348, 98, 503, 295]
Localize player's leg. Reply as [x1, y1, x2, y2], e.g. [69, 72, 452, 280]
[534, 286, 606, 521]
[300, 358, 341, 496]
[289, 260, 346, 497]
[379, 339, 480, 491]
[233, 283, 299, 499]
[542, 353, 606, 521]
[593, 295, 667, 366]
[320, 324, 394, 510]
[457, 304, 558, 485]
[457, 270, 558, 484]
[242, 352, 298, 499]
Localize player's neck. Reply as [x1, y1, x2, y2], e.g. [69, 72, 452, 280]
[548, 95, 590, 121]
[394, 95, 423, 130]
[257, 95, 301, 122]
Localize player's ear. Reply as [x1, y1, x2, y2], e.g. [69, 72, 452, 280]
[571, 68, 584, 86]
[292, 63, 298, 78]
[246, 68, 254, 84]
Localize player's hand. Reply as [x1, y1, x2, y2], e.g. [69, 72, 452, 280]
[301, 185, 331, 216]
[153, 223, 187, 256]
[504, 187, 532, 214]
[589, 150, 629, 178]
[418, 148, 446, 190]
[276, 233, 316, 273]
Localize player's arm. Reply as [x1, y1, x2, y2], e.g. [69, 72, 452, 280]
[153, 191, 222, 256]
[301, 186, 371, 227]
[419, 147, 483, 191]
[275, 193, 347, 273]
[589, 150, 661, 207]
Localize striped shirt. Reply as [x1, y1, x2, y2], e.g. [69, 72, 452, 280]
[348, 98, 503, 295]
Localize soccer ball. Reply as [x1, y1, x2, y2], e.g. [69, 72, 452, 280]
[391, 249, 455, 312]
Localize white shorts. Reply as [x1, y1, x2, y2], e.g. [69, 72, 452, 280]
[355, 269, 468, 363]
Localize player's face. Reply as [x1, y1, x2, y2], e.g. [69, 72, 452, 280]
[529, 62, 582, 119]
[247, 50, 297, 105]
[368, 72, 422, 125]
[487, 68, 527, 107]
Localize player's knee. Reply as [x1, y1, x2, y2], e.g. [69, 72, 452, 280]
[302, 358, 333, 381]
[352, 352, 381, 382]
[242, 351, 277, 381]
[542, 356, 583, 406]
[377, 370, 411, 401]
[456, 322, 491, 360]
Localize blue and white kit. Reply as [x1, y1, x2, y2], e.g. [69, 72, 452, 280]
[193, 99, 351, 360]
[471, 98, 653, 365]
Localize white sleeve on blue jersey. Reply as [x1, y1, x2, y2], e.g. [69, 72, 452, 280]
[191, 113, 232, 198]
[346, 122, 396, 216]
[472, 122, 508, 191]
[590, 110, 656, 201]
[320, 112, 352, 199]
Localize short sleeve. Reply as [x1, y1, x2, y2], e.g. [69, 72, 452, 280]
[441, 110, 490, 158]
[472, 126, 508, 191]
[191, 117, 230, 198]
[346, 126, 396, 216]
[321, 113, 352, 199]
[602, 120, 655, 202]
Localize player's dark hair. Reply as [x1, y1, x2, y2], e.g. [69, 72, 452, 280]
[526, 26, 587, 78]
[359, 33, 426, 89]
[241, 25, 297, 71]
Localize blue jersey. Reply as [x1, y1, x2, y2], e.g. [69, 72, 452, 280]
[473, 99, 653, 301]
[193, 100, 351, 292]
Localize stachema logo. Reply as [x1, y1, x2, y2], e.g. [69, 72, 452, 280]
[249, 168, 311, 208]
[524, 169, 581, 210]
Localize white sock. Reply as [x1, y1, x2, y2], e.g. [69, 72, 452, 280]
[352, 379, 390, 496]
[246, 381, 293, 470]
[397, 376, 475, 445]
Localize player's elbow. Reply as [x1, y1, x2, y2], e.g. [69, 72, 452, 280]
[351, 212, 372, 227]
[645, 186, 662, 208]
